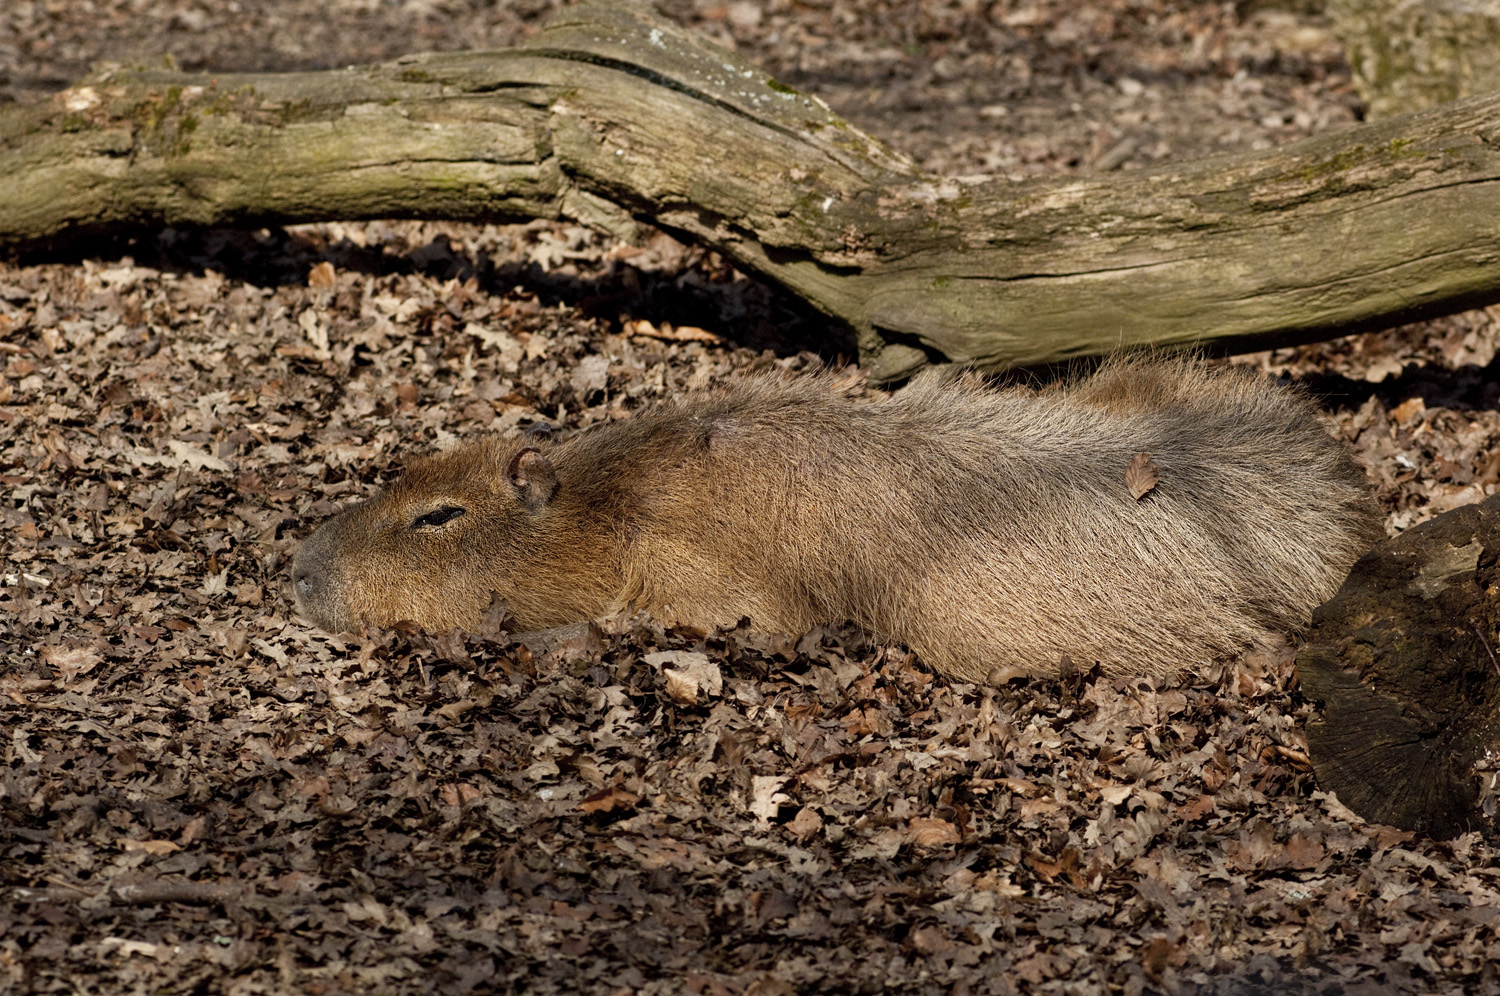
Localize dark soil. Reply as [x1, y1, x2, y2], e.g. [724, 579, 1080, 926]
[5, 2, 1500, 994]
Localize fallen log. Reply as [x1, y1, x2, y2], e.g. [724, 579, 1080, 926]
[4, 2, 1500, 376]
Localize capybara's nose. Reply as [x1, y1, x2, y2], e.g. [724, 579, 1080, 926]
[292, 564, 316, 600]
[289, 532, 341, 629]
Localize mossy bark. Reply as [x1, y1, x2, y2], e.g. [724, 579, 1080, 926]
[5, 2, 1500, 376]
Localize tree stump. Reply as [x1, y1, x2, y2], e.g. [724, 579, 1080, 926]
[1299, 494, 1500, 838]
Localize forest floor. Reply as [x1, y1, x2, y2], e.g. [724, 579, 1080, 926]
[5, 1, 1500, 994]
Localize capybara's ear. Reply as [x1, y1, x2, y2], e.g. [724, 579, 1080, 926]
[506, 447, 558, 510]
[522, 421, 556, 444]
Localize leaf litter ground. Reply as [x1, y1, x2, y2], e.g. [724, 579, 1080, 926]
[5, 1, 1500, 994]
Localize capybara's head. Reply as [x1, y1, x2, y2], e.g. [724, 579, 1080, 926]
[291, 437, 562, 633]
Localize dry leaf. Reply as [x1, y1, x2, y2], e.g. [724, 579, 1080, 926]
[624, 319, 721, 343]
[118, 838, 181, 856]
[298, 307, 330, 353]
[1026, 851, 1065, 883]
[663, 669, 699, 705]
[40, 644, 102, 682]
[166, 440, 232, 473]
[1390, 396, 1425, 426]
[577, 786, 640, 814]
[440, 783, 484, 807]
[1272, 832, 1326, 870]
[1140, 936, 1182, 982]
[984, 664, 1032, 684]
[39, 327, 68, 353]
[293, 775, 332, 799]
[1177, 794, 1216, 821]
[908, 925, 957, 954]
[466, 322, 524, 372]
[1125, 451, 1159, 500]
[786, 806, 823, 841]
[1019, 796, 1062, 818]
[645, 650, 723, 705]
[843, 705, 883, 736]
[906, 817, 961, 847]
[749, 775, 788, 822]
[100, 938, 161, 959]
[571, 353, 610, 396]
[307, 261, 336, 288]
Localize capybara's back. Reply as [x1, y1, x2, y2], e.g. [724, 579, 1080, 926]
[293, 357, 1384, 680]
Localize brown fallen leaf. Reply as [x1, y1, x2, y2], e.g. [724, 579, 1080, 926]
[663, 669, 699, 705]
[577, 786, 640, 814]
[1177, 794, 1216, 821]
[1271, 831, 1326, 870]
[907, 924, 957, 954]
[292, 775, 332, 799]
[1025, 850, 1065, 883]
[40, 645, 103, 683]
[750, 775, 789, 822]
[624, 318, 722, 343]
[1267, 743, 1313, 772]
[786, 806, 823, 841]
[308, 261, 336, 288]
[842, 705, 883, 736]
[646, 650, 723, 705]
[1390, 396, 1425, 426]
[440, 783, 484, 807]
[1125, 452, 1159, 500]
[1140, 935, 1183, 983]
[907, 817, 961, 847]
[39, 327, 67, 353]
[118, 838, 181, 856]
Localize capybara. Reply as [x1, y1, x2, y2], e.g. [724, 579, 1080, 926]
[292, 357, 1383, 680]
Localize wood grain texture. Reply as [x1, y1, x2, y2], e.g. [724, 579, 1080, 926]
[1300, 493, 1500, 838]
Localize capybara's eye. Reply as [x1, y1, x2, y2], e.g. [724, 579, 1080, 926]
[411, 506, 466, 530]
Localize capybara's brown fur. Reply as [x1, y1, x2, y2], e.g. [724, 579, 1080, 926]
[292, 357, 1383, 680]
